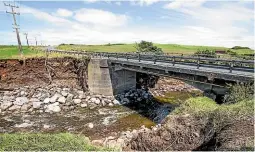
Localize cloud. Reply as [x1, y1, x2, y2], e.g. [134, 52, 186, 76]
[164, 0, 205, 9]
[55, 8, 73, 17]
[1, 1, 254, 49]
[115, 1, 121, 5]
[131, 0, 161, 6]
[163, 0, 254, 48]
[20, 5, 73, 26]
[74, 8, 129, 27]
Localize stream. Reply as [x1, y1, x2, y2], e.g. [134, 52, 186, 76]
[0, 91, 199, 140]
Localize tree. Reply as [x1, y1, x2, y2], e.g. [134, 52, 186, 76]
[134, 40, 163, 55]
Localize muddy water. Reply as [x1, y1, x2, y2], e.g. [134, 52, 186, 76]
[0, 91, 199, 140]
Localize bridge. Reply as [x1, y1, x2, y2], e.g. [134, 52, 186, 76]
[48, 49, 254, 99]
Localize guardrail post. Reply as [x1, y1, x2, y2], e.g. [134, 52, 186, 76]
[197, 57, 200, 69]
[229, 60, 234, 73]
[154, 55, 156, 64]
[138, 53, 141, 62]
[173, 56, 175, 66]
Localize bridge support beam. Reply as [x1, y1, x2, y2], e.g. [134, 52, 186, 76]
[88, 58, 136, 96]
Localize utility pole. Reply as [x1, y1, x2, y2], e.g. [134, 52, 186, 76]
[24, 33, 29, 47]
[34, 36, 37, 46]
[4, 2, 23, 55]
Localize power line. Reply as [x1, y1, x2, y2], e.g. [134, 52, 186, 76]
[4, 1, 23, 55]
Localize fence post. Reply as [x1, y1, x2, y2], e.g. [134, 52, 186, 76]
[173, 56, 175, 66]
[138, 53, 141, 62]
[229, 60, 234, 73]
[197, 57, 200, 69]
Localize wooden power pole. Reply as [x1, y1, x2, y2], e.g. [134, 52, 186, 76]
[35, 36, 37, 46]
[4, 2, 23, 55]
[24, 33, 29, 47]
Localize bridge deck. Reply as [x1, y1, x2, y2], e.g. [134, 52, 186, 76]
[110, 58, 253, 78]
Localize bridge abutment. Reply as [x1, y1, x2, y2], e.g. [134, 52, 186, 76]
[88, 58, 136, 96]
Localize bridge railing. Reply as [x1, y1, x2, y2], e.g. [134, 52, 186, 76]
[48, 49, 254, 73]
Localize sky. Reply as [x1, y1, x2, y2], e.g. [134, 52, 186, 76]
[0, 0, 254, 48]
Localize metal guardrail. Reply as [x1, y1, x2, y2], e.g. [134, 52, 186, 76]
[48, 49, 254, 74]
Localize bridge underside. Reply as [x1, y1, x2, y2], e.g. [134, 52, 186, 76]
[87, 58, 253, 101]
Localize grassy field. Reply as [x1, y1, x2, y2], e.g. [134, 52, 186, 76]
[57, 43, 254, 55]
[57, 43, 230, 54]
[0, 133, 105, 151]
[0, 44, 253, 59]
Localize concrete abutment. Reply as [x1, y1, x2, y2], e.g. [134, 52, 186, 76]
[88, 58, 136, 96]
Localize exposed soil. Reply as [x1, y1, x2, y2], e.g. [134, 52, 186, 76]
[0, 57, 89, 90]
[126, 114, 254, 151]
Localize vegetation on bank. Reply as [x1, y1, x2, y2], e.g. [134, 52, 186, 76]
[0, 46, 77, 59]
[0, 133, 105, 151]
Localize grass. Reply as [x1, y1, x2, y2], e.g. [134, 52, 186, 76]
[1, 44, 253, 59]
[0, 133, 106, 151]
[0, 45, 79, 59]
[57, 43, 231, 54]
[171, 97, 254, 118]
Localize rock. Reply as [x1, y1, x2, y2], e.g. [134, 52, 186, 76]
[61, 91, 68, 97]
[73, 99, 81, 104]
[43, 124, 51, 129]
[33, 102, 42, 109]
[0, 101, 13, 110]
[2, 96, 14, 101]
[92, 140, 104, 146]
[20, 91, 26, 96]
[122, 98, 129, 104]
[80, 103, 87, 108]
[14, 97, 28, 106]
[8, 105, 21, 111]
[66, 94, 74, 102]
[50, 93, 61, 103]
[47, 103, 61, 113]
[43, 98, 50, 103]
[113, 99, 120, 105]
[57, 96, 66, 104]
[91, 98, 100, 104]
[21, 104, 31, 111]
[101, 100, 106, 106]
[30, 98, 40, 102]
[15, 122, 33, 128]
[108, 103, 113, 107]
[88, 123, 94, 129]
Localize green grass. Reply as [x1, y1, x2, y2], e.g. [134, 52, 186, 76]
[57, 43, 231, 54]
[0, 133, 106, 151]
[171, 97, 254, 118]
[230, 48, 254, 55]
[1, 44, 253, 59]
[0, 45, 79, 59]
[0, 45, 44, 59]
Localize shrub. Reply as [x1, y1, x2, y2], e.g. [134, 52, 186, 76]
[194, 48, 216, 58]
[134, 40, 163, 55]
[223, 82, 254, 104]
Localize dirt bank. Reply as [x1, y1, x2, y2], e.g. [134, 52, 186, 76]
[0, 57, 89, 90]
[126, 98, 254, 151]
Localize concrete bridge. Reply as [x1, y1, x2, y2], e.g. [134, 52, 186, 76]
[48, 49, 254, 99]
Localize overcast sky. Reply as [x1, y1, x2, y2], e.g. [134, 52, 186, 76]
[0, 0, 254, 48]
